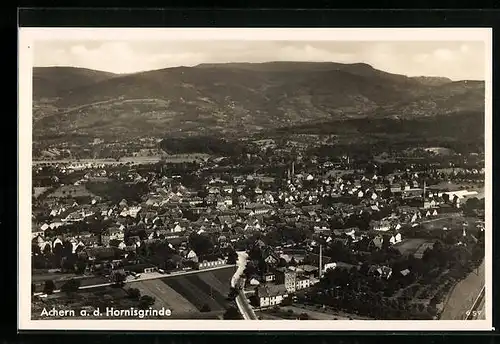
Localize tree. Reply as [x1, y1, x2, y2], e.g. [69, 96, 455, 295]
[139, 295, 156, 309]
[43, 280, 55, 295]
[127, 288, 141, 300]
[109, 239, 122, 247]
[188, 233, 214, 256]
[298, 312, 309, 320]
[75, 260, 87, 274]
[60, 278, 81, 294]
[200, 304, 211, 312]
[111, 271, 127, 287]
[223, 307, 241, 319]
[227, 287, 238, 301]
[61, 254, 77, 272]
[43, 244, 52, 256]
[32, 244, 41, 256]
[227, 249, 238, 265]
[257, 258, 268, 275]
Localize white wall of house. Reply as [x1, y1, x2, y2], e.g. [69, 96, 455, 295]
[259, 294, 286, 308]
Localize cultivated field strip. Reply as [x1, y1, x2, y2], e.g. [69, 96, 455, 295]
[132, 279, 198, 313]
[162, 277, 222, 311]
[197, 272, 231, 298]
[160, 268, 235, 312]
[185, 275, 228, 308]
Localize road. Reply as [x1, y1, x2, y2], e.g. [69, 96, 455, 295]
[34, 264, 234, 296]
[231, 251, 258, 320]
[465, 285, 486, 320]
[419, 215, 455, 225]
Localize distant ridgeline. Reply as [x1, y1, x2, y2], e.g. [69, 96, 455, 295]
[32, 63, 485, 142]
[274, 111, 485, 156]
[159, 136, 249, 156]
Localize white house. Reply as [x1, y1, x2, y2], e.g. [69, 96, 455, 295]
[256, 284, 288, 308]
[389, 233, 402, 245]
[172, 224, 184, 233]
[296, 276, 311, 290]
[186, 250, 198, 262]
[411, 213, 418, 223]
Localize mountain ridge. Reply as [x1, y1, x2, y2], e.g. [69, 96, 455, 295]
[32, 62, 485, 140]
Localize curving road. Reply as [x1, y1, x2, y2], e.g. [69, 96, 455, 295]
[231, 251, 258, 320]
[465, 285, 485, 320]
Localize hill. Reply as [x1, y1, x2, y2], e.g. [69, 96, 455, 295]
[33, 67, 118, 99]
[411, 76, 453, 86]
[32, 62, 485, 140]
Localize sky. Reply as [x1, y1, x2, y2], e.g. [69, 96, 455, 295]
[33, 40, 486, 80]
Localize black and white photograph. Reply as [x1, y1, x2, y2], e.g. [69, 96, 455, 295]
[18, 28, 492, 331]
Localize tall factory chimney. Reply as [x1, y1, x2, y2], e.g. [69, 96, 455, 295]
[319, 244, 323, 277]
[423, 180, 426, 208]
[292, 161, 295, 177]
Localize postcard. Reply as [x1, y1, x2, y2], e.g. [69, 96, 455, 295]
[18, 27, 492, 331]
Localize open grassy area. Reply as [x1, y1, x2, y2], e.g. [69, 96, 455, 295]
[160, 267, 235, 312]
[393, 238, 428, 255]
[258, 304, 373, 320]
[421, 215, 481, 232]
[131, 279, 199, 314]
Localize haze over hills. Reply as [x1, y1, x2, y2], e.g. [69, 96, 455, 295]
[32, 62, 485, 140]
[33, 67, 118, 98]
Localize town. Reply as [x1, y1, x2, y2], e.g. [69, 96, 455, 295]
[31, 136, 485, 321]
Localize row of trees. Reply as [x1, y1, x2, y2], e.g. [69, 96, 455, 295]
[37, 278, 82, 295]
[304, 232, 484, 319]
[32, 239, 89, 273]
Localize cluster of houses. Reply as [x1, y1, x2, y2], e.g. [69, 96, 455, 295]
[31, 154, 483, 297]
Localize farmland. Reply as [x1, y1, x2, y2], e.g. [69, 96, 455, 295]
[420, 215, 480, 232]
[126, 267, 236, 318]
[257, 304, 374, 320]
[131, 279, 199, 314]
[160, 266, 236, 313]
[393, 238, 429, 256]
[32, 267, 236, 320]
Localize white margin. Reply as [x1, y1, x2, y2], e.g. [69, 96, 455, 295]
[18, 27, 493, 332]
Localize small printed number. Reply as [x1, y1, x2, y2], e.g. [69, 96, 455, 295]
[466, 310, 482, 316]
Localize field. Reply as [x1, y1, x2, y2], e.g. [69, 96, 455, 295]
[161, 267, 236, 312]
[393, 238, 429, 255]
[130, 279, 199, 314]
[421, 215, 480, 232]
[127, 266, 236, 317]
[258, 304, 374, 320]
[33, 186, 50, 198]
[439, 260, 485, 320]
[32, 268, 236, 320]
